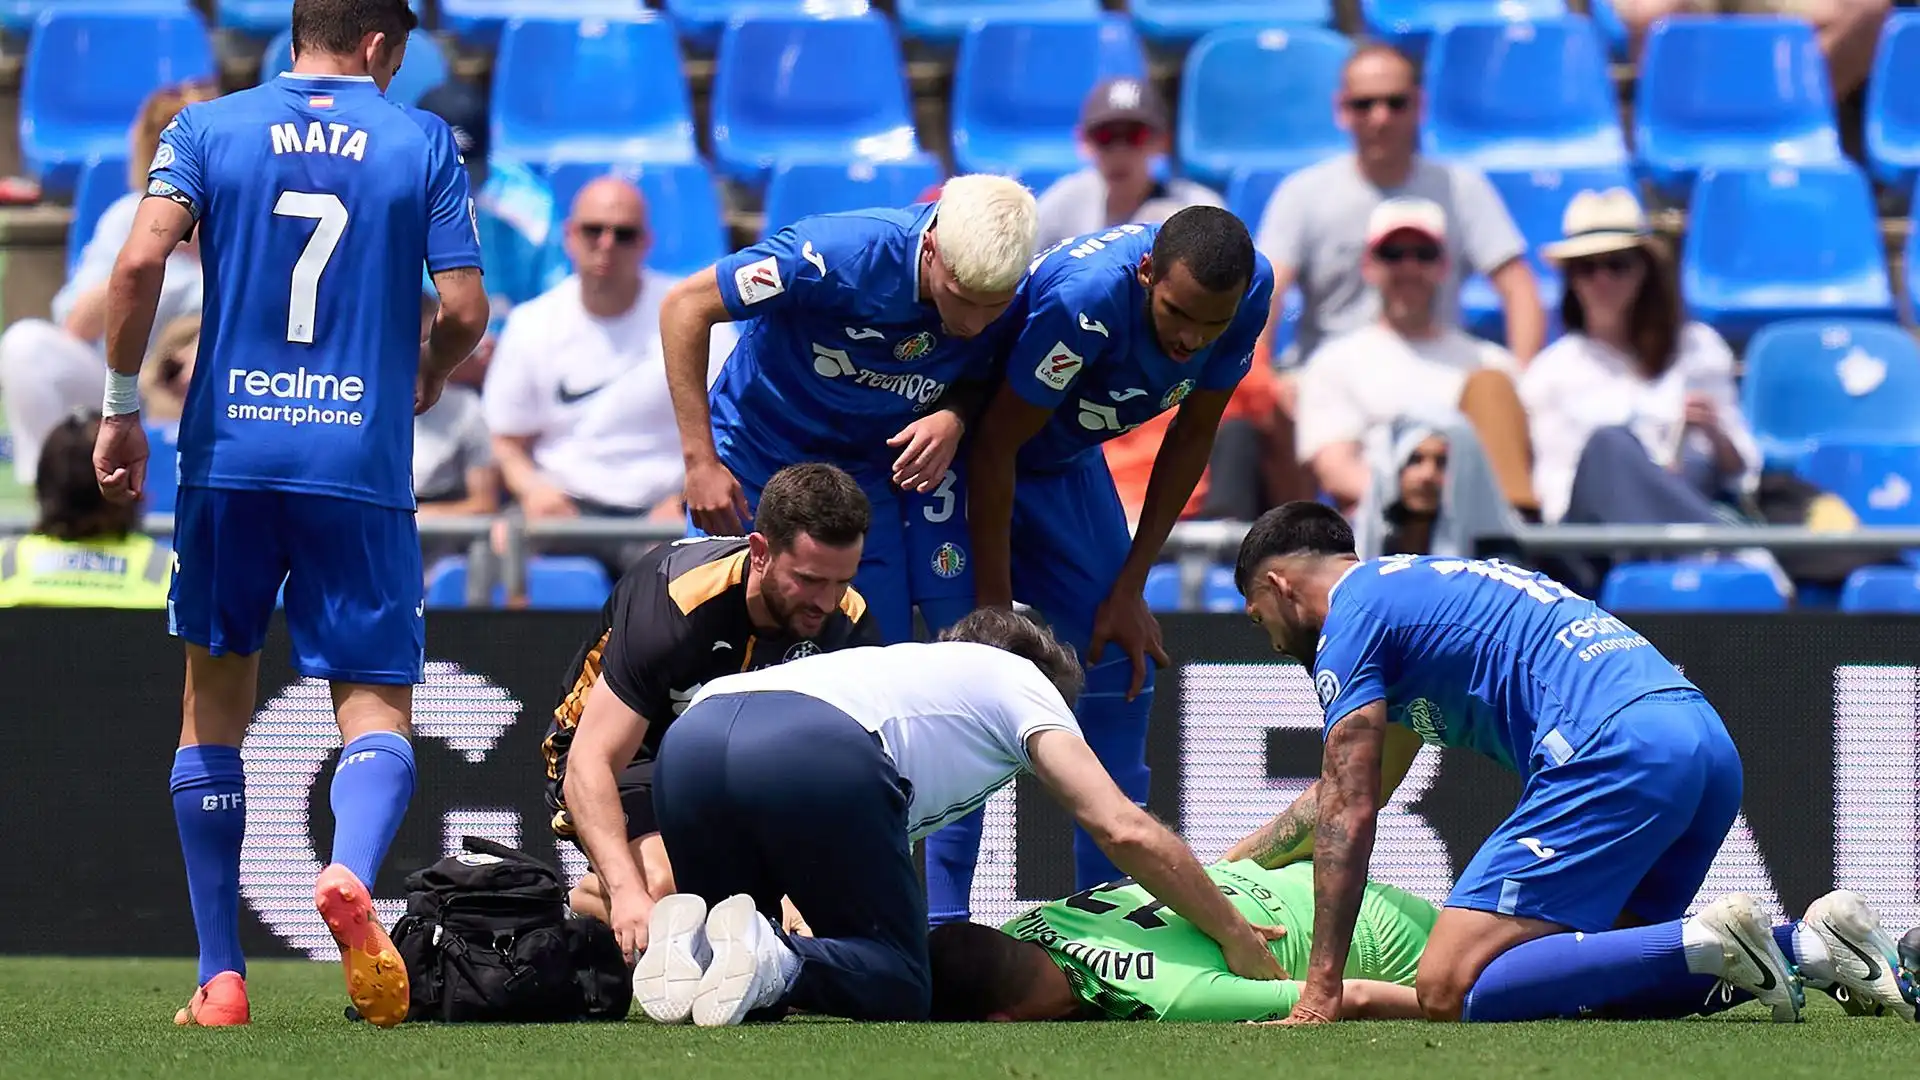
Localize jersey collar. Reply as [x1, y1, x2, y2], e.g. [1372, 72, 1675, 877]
[1327, 560, 1363, 603]
[910, 202, 936, 307]
[276, 72, 380, 91]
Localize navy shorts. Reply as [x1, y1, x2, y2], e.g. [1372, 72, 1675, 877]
[169, 487, 425, 685]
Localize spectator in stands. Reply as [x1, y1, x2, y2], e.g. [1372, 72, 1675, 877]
[0, 411, 169, 609]
[413, 290, 500, 521]
[1520, 188, 1761, 527]
[482, 177, 736, 569]
[1033, 78, 1224, 249]
[1611, 0, 1887, 98]
[139, 315, 199, 426]
[415, 81, 568, 388]
[0, 80, 214, 485]
[1255, 41, 1543, 380]
[1294, 199, 1539, 519]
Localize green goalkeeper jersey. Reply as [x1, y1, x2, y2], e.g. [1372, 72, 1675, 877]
[1002, 860, 1436, 1022]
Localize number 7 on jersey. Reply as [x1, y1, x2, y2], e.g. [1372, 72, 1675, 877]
[272, 191, 348, 345]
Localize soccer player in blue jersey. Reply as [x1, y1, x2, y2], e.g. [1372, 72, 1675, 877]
[1230, 502, 1918, 1025]
[659, 174, 1038, 644]
[93, 0, 488, 1029]
[918, 207, 1273, 916]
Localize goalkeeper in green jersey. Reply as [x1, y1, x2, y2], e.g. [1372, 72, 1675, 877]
[927, 860, 1435, 1022]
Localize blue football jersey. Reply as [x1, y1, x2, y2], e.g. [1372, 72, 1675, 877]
[1005, 224, 1273, 472]
[151, 74, 482, 510]
[708, 205, 1016, 488]
[1312, 555, 1697, 776]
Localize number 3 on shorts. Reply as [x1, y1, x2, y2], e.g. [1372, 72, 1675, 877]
[272, 191, 348, 345]
[922, 472, 957, 523]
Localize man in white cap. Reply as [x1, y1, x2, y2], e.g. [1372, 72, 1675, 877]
[1031, 77, 1224, 249]
[1293, 198, 1535, 517]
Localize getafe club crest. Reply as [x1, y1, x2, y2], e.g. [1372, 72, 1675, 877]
[1161, 379, 1195, 410]
[895, 331, 936, 362]
[931, 542, 967, 579]
[785, 640, 822, 661]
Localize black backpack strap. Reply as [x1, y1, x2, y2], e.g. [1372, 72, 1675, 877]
[461, 835, 563, 879]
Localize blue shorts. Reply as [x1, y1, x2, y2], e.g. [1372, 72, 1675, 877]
[902, 452, 1130, 654]
[1447, 688, 1744, 932]
[169, 487, 425, 685]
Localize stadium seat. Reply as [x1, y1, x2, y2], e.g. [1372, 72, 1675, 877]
[217, 0, 421, 34]
[1797, 441, 1920, 526]
[1866, 12, 1920, 192]
[1359, 0, 1567, 58]
[1633, 16, 1843, 202]
[1740, 320, 1920, 468]
[666, 0, 871, 49]
[441, 0, 646, 48]
[68, 155, 128, 274]
[1599, 562, 1786, 613]
[425, 556, 471, 609]
[492, 15, 696, 170]
[141, 422, 180, 518]
[1202, 566, 1243, 613]
[1681, 164, 1893, 342]
[1839, 566, 1920, 614]
[1178, 27, 1351, 189]
[762, 157, 943, 236]
[1910, 204, 1920, 325]
[4, 0, 188, 36]
[1224, 169, 1280, 233]
[950, 16, 1146, 186]
[20, 6, 215, 196]
[1143, 563, 1182, 612]
[711, 14, 918, 184]
[1422, 18, 1626, 171]
[896, 0, 1100, 45]
[1458, 165, 1632, 342]
[524, 557, 614, 610]
[260, 27, 446, 107]
[544, 160, 726, 277]
[1586, 0, 1630, 59]
[1129, 0, 1331, 45]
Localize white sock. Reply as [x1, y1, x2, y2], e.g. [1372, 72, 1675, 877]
[1792, 922, 1836, 986]
[1682, 919, 1726, 975]
[768, 918, 803, 990]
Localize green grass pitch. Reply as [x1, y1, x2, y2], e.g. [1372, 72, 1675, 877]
[3, 958, 1915, 1080]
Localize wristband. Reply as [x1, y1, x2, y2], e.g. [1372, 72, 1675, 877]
[103, 370, 141, 417]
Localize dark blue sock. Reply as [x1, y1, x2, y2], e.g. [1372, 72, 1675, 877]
[1463, 921, 1695, 1021]
[1073, 655, 1153, 890]
[327, 731, 415, 888]
[925, 808, 984, 925]
[171, 745, 247, 986]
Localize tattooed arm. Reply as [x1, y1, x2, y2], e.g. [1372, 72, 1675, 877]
[1230, 721, 1422, 869]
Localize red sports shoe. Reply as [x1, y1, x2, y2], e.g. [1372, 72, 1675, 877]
[315, 863, 409, 1028]
[173, 970, 249, 1026]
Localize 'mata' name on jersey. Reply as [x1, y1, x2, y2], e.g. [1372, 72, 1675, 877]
[705, 204, 1017, 487]
[1312, 555, 1696, 775]
[149, 73, 481, 510]
[1005, 223, 1273, 471]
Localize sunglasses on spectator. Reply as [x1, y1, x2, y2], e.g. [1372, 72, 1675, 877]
[1374, 243, 1442, 265]
[1088, 122, 1153, 149]
[1568, 254, 1639, 278]
[577, 223, 643, 245]
[1344, 94, 1411, 115]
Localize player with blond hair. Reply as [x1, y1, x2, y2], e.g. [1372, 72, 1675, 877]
[660, 173, 1039, 644]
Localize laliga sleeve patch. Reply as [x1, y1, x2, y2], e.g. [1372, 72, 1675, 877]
[1034, 341, 1083, 391]
[733, 255, 785, 306]
[1315, 668, 1341, 709]
[149, 142, 176, 173]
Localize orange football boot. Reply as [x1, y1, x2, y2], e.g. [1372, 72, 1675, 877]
[315, 863, 409, 1028]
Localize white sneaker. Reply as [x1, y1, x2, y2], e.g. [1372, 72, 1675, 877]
[1694, 893, 1803, 1023]
[693, 894, 796, 1028]
[634, 894, 711, 1024]
[1803, 890, 1917, 1020]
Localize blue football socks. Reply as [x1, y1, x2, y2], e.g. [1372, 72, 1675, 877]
[327, 730, 415, 888]
[1463, 921, 1697, 1021]
[171, 744, 248, 986]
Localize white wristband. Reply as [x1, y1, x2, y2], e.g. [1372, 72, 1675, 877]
[102, 370, 140, 417]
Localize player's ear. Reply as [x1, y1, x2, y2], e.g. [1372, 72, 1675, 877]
[747, 531, 772, 572]
[1135, 253, 1154, 290]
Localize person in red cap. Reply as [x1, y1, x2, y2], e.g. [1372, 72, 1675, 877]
[1031, 77, 1223, 250]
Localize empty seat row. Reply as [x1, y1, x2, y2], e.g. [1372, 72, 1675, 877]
[1601, 562, 1920, 614]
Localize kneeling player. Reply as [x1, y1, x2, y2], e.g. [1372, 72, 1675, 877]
[547, 463, 879, 957]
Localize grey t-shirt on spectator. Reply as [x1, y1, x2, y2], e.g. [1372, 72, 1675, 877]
[1255, 154, 1525, 365]
[1034, 169, 1226, 250]
[413, 385, 491, 503]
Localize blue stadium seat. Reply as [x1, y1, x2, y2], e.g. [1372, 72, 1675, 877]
[711, 14, 918, 184]
[425, 556, 470, 609]
[4, 0, 188, 36]
[1840, 566, 1920, 614]
[1797, 441, 1920, 526]
[1202, 565, 1243, 613]
[1599, 562, 1787, 613]
[1130, 0, 1331, 45]
[762, 157, 943, 237]
[1910, 205, 1920, 326]
[69, 155, 127, 274]
[217, 0, 420, 34]
[1178, 27, 1351, 189]
[896, 0, 1099, 45]
[524, 556, 614, 610]
[142, 421, 180, 517]
[1633, 16, 1843, 202]
[1740, 320, 1920, 468]
[666, 0, 871, 49]
[1143, 563, 1182, 612]
[1360, 0, 1567, 58]
[21, 6, 215, 196]
[1224, 168, 1280, 232]
[544, 160, 726, 276]
[492, 15, 696, 170]
[1459, 165, 1632, 343]
[441, 0, 647, 48]
[260, 27, 446, 107]
[1586, 0, 1630, 59]
[1867, 13, 1920, 192]
[951, 16, 1145, 186]
[1422, 18, 1626, 171]
[1682, 164, 1893, 342]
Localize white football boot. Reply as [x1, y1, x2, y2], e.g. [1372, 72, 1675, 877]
[1693, 893, 1803, 1022]
[1802, 890, 1918, 1020]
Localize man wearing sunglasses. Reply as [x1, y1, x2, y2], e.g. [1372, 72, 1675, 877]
[1032, 78, 1224, 251]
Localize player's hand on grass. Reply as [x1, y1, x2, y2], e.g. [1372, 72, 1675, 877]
[888, 411, 963, 493]
[523, 483, 579, 519]
[609, 890, 653, 962]
[93, 413, 149, 504]
[1088, 589, 1170, 701]
[1273, 986, 1340, 1025]
[686, 458, 750, 534]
